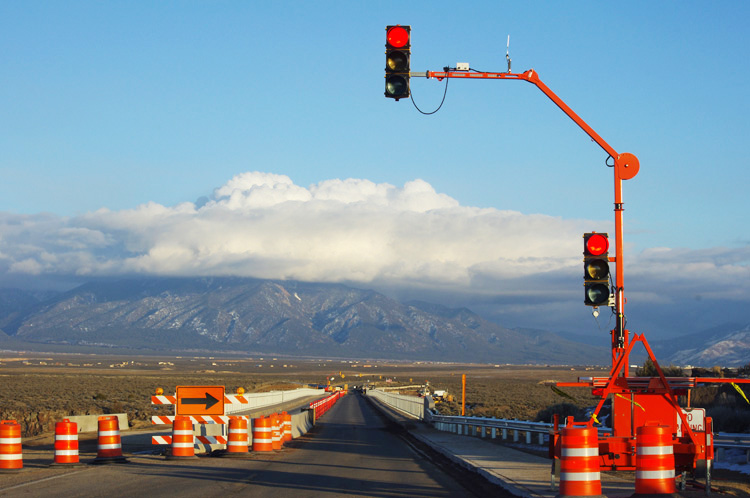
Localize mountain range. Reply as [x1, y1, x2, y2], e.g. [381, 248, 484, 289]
[0, 277, 747, 366]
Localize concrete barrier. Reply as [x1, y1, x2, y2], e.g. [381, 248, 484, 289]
[291, 409, 314, 438]
[65, 414, 129, 434]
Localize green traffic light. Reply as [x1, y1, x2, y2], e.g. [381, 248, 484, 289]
[385, 75, 408, 98]
[585, 283, 610, 306]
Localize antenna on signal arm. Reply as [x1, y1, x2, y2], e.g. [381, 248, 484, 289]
[505, 35, 512, 72]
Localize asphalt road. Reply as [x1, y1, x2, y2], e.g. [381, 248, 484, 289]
[1, 393, 493, 497]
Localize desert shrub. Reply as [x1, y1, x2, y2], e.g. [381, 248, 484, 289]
[705, 405, 750, 433]
[534, 403, 583, 423]
[635, 359, 684, 377]
[689, 386, 719, 406]
[690, 381, 750, 432]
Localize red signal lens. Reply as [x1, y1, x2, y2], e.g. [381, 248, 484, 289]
[586, 233, 609, 256]
[387, 26, 409, 48]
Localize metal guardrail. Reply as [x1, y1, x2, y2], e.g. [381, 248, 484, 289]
[368, 388, 750, 460]
[713, 433, 750, 463]
[431, 413, 551, 432]
[714, 432, 750, 446]
[432, 413, 750, 460]
[430, 413, 554, 445]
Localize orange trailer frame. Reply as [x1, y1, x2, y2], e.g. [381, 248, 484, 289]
[418, 68, 750, 482]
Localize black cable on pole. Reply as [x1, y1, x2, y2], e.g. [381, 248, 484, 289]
[411, 72, 449, 115]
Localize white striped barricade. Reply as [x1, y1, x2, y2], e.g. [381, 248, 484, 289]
[152, 392, 254, 412]
[282, 412, 292, 443]
[271, 413, 282, 450]
[151, 390, 231, 453]
[152, 435, 228, 446]
[152, 391, 232, 453]
[224, 393, 251, 412]
[151, 394, 177, 405]
[152, 415, 231, 425]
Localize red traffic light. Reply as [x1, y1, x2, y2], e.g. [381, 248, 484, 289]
[387, 26, 410, 48]
[585, 233, 609, 256]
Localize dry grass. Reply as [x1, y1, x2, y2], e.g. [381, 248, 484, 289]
[0, 353, 609, 436]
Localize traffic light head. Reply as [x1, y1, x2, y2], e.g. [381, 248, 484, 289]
[385, 25, 411, 100]
[585, 233, 608, 256]
[583, 232, 610, 307]
[386, 25, 410, 49]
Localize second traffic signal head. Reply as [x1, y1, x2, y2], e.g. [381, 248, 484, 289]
[583, 232, 610, 307]
[385, 25, 411, 100]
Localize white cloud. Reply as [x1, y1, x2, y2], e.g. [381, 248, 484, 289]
[1, 171, 748, 337]
[628, 246, 750, 301]
[0, 173, 588, 286]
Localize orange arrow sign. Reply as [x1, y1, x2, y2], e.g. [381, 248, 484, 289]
[176, 386, 225, 416]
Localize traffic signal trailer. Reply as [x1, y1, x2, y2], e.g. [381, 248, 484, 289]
[392, 28, 750, 491]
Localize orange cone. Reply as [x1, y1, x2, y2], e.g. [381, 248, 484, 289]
[0, 420, 22, 472]
[91, 416, 128, 464]
[633, 425, 677, 496]
[223, 416, 250, 456]
[51, 419, 82, 466]
[252, 416, 273, 452]
[167, 416, 198, 460]
[558, 426, 604, 497]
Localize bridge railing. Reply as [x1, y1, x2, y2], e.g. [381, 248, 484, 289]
[365, 388, 426, 420]
[367, 389, 750, 460]
[225, 388, 324, 415]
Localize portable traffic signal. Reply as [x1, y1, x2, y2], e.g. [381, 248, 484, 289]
[583, 232, 610, 306]
[385, 25, 411, 100]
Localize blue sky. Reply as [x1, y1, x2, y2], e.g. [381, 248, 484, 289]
[1, 2, 749, 341]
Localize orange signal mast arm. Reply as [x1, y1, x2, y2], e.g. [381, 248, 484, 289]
[424, 69, 621, 165]
[423, 68, 640, 363]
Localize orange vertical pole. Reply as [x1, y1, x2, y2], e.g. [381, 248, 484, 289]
[424, 68, 640, 377]
[527, 69, 637, 375]
[461, 374, 466, 416]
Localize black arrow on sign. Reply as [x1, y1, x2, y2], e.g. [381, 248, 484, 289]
[181, 392, 220, 410]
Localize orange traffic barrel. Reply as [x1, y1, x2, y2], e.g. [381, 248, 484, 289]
[51, 419, 81, 466]
[252, 416, 273, 452]
[91, 416, 128, 464]
[634, 425, 676, 495]
[167, 416, 198, 460]
[0, 420, 23, 471]
[271, 413, 282, 450]
[558, 426, 603, 497]
[224, 416, 250, 456]
[282, 412, 292, 443]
